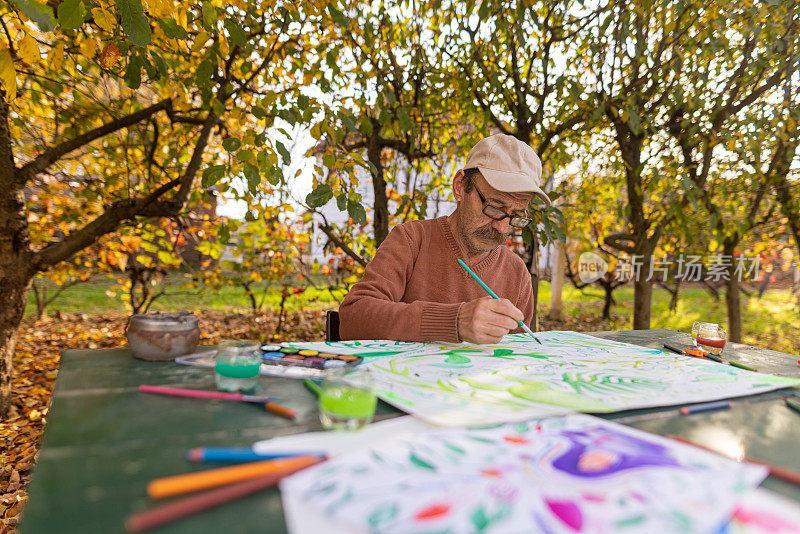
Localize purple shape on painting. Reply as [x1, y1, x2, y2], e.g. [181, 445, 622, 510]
[545, 498, 584, 531]
[550, 427, 682, 478]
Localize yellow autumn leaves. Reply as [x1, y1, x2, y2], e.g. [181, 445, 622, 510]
[0, 48, 14, 99]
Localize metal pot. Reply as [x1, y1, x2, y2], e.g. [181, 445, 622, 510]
[126, 312, 200, 361]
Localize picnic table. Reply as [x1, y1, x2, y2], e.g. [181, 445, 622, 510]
[20, 329, 800, 533]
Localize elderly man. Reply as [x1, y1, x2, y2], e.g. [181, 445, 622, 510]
[338, 134, 550, 344]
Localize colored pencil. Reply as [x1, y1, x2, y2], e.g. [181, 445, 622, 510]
[668, 434, 800, 487]
[679, 400, 732, 415]
[729, 361, 757, 372]
[126, 466, 314, 532]
[186, 447, 324, 464]
[663, 344, 710, 361]
[303, 378, 322, 396]
[785, 397, 800, 416]
[662, 342, 687, 354]
[457, 259, 536, 337]
[263, 401, 295, 419]
[138, 385, 295, 420]
[704, 353, 723, 362]
[147, 455, 322, 499]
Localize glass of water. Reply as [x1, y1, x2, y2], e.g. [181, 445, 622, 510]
[214, 340, 262, 393]
[319, 367, 377, 431]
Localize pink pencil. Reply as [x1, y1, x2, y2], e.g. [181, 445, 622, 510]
[139, 385, 295, 419]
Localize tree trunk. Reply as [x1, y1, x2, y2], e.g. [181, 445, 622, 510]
[669, 279, 682, 312]
[609, 117, 658, 330]
[601, 282, 615, 320]
[32, 280, 48, 320]
[528, 233, 540, 331]
[367, 134, 389, 246]
[0, 282, 29, 415]
[632, 247, 656, 330]
[724, 242, 743, 343]
[549, 241, 563, 320]
[0, 87, 33, 416]
[725, 275, 742, 343]
[0, 217, 32, 416]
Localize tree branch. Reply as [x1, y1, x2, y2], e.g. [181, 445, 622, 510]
[317, 222, 368, 268]
[32, 178, 183, 272]
[17, 99, 174, 185]
[603, 232, 636, 254]
[175, 112, 218, 204]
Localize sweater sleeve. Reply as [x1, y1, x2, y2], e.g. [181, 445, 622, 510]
[338, 224, 462, 342]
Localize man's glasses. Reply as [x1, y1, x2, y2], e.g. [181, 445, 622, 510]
[469, 177, 533, 229]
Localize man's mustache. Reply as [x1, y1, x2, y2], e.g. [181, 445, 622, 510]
[473, 225, 507, 243]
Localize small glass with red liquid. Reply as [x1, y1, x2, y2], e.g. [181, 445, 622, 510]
[695, 323, 727, 355]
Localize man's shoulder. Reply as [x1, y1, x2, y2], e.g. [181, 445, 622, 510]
[496, 245, 529, 272]
[389, 217, 443, 241]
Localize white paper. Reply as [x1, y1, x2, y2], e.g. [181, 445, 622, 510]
[253, 415, 435, 457]
[280, 414, 767, 534]
[288, 331, 799, 426]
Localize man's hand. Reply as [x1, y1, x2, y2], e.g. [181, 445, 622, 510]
[457, 297, 525, 344]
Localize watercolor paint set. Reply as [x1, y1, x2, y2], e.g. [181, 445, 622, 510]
[259, 344, 362, 375]
[174, 344, 362, 379]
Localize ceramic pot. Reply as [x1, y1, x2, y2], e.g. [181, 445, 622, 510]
[126, 312, 200, 361]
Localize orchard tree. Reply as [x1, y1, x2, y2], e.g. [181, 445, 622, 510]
[580, 0, 798, 330]
[307, 0, 453, 248]
[0, 0, 333, 414]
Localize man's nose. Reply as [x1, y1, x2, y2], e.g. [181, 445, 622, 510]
[491, 217, 512, 236]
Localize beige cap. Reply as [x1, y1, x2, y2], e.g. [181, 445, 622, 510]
[465, 134, 550, 205]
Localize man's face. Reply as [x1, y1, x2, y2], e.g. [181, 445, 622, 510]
[453, 171, 532, 256]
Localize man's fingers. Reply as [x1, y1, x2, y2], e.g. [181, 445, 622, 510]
[483, 298, 524, 322]
[458, 297, 526, 344]
[480, 299, 523, 328]
[473, 306, 517, 332]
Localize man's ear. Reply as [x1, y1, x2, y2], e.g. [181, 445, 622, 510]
[453, 169, 466, 202]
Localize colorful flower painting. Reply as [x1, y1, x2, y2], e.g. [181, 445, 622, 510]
[280, 415, 766, 533]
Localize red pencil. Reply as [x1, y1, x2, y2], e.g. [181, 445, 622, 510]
[668, 434, 800, 486]
[125, 459, 323, 532]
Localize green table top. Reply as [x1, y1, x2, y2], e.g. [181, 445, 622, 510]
[20, 329, 800, 533]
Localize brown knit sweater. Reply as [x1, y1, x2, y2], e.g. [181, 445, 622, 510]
[338, 217, 534, 342]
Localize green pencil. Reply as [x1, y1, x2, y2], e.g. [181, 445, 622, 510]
[786, 398, 800, 415]
[457, 259, 537, 338]
[729, 360, 757, 372]
[303, 379, 321, 396]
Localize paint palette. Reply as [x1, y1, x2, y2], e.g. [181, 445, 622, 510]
[174, 344, 363, 379]
[260, 344, 363, 377]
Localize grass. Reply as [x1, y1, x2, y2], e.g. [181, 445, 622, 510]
[25, 273, 347, 316]
[25, 274, 799, 355]
[537, 282, 800, 355]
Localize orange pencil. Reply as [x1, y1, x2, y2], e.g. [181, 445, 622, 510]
[264, 400, 295, 419]
[147, 455, 322, 499]
[668, 434, 800, 486]
[127, 465, 316, 532]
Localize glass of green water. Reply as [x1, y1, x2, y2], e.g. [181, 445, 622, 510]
[319, 367, 377, 430]
[214, 340, 262, 393]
